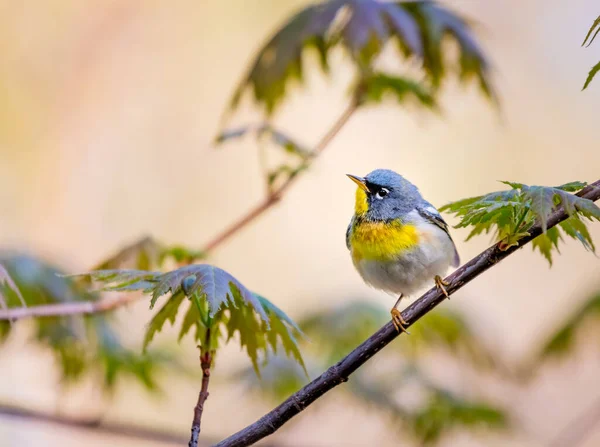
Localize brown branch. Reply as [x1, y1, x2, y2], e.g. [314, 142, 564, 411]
[0, 402, 188, 445]
[189, 328, 213, 447]
[202, 99, 359, 253]
[0, 294, 139, 321]
[215, 180, 600, 447]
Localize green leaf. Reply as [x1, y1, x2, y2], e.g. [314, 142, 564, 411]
[360, 72, 437, 109]
[412, 390, 507, 445]
[555, 181, 587, 192]
[0, 254, 176, 393]
[228, 0, 492, 115]
[0, 263, 25, 308]
[531, 227, 561, 265]
[143, 292, 186, 351]
[257, 295, 306, 373]
[73, 264, 268, 321]
[559, 216, 595, 251]
[582, 16, 600, 47]
[442, 180, 600, 264]
[522, 185, 554, 232]
[583, 60, 600, 90]
[75, 264, 305, 375]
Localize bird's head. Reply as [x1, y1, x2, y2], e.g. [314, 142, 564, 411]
[347, 169, 421, 220]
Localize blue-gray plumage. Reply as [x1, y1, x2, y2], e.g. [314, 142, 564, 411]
[346, 169, 460, 332]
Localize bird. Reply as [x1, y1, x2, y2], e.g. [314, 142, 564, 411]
[345, 169, 460, 333]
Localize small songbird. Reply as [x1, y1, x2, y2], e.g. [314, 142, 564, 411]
[346, 169, 460, 332]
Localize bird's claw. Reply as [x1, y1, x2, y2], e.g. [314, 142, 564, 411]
[435, 275, 450, 298]
[390, 308, 409, 334]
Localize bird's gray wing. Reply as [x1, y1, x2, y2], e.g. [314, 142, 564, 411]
[346, 218, 354, 250]
[416, 203, 460, 267]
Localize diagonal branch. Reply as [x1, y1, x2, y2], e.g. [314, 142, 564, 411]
[215, 180, 600, 447]
[202, 99, 359, 253]
[0, 294, 139, 321]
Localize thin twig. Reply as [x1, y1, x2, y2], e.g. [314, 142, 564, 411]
[215, 180, 600, 447]
[0, 294, 140, 320]
[548, 393, 600, 447]
[189, 328, 213, 447]
[202, 99, 359, 253]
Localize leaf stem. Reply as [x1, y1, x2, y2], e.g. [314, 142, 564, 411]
[201, 99, 359, 253]
[189, 327, 213, 447]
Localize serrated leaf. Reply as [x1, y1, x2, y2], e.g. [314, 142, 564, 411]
[76, 264, 305, 375]
[498, 181, 525, 189]
[559, 216, 595, 251]
[143, 292, 186, 351]
[582, 16, 600, 47]
[228, 0, 492, 115]
[360, 72, 437, 109]
[522, 185, 554, 232]
[442, 180, 599, 264]
[257, 295, 306, 374]
[583, 60, 600, 90]
[555, 181, 587, 192]
[532, 226, 561, 265]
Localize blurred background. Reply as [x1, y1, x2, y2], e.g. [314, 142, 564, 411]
[1, 0, 600, 446]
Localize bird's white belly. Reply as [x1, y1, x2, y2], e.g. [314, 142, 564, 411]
[354, 223, 455, 296]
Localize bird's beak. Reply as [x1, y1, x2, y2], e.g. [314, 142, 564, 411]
[346, 174, 370, 193]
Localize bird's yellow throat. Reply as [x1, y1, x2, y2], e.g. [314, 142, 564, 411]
[351, 187, 419, 262]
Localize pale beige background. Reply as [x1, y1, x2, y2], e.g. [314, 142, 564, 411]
[1, 0, 600, 446]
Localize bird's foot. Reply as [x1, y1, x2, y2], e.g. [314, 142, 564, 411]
[390, 308, 409, 334]
[434, 275, 450, 299]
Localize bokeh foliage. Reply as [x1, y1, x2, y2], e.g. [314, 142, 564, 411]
[536, 291, 600, 362]
[238, 301, 508, 445]
[0, 254, 176, 393]
[440, 181, 600, 265]
[229, 0, 493, 115]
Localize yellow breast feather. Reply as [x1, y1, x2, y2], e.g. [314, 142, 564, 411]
[350, 219, 419, 262]
[354, 187, 369, 216]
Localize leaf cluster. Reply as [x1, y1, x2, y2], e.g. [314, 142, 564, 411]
[582, 16, 600, 90]
[0, 254, 176, 393]
[74, 264, 305, 376]
[229, 0, 493, 116]
[440, 181, 600, 265]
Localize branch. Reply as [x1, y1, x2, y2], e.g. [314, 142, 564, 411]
[0, 402, 188, 445]
[203, 99, 358, 252]
[215, 180, 600, 447]
[0, 294, 139, 321]
[189, 328, 213, 447]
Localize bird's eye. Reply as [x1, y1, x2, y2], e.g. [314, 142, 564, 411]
[375, 188, 389, 199]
